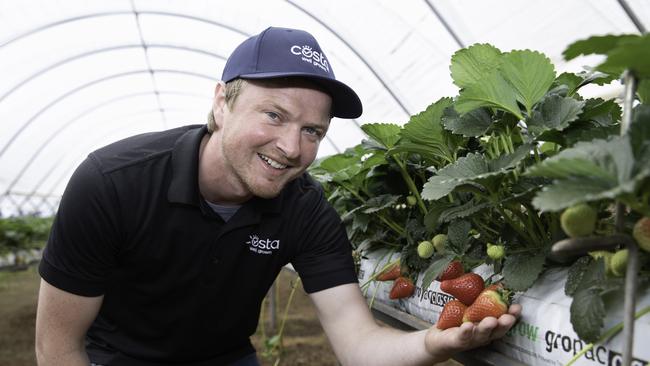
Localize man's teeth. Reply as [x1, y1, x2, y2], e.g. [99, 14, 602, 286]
[260, 154, 288, 169]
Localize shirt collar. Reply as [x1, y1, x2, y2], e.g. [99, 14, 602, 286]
[167, 125, 283, 214]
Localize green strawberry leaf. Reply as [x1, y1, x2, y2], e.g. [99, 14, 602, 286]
[553, 72, 583, 96]
[441, 107, 493, 137]
[438, 199, 491, 223]
[502, 252, 546, 291]
[361, 123, 402, 149]
[500, 50, 556, 115]
[363, 194, 400, 213]
[597, 34, 650, 78]
[422, 147, 530, 201]
[450, 43, 503, 88]
[579, 98, 621, 127]
[526, 95, 585, 137]
[395, 98, 460, 164]
[565, 256, 592, 296]
[422, 153, 489, 200]
[446, 219, 472, 256]
[570, 288, 606, 343]
[317, 154, 363, 183]
[526, 136, 649, 211]
[563, 34, 639, 60]
[455, 71, 524, 120]
[420, 253, 455, 291]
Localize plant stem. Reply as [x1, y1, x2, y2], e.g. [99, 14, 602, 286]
[394, 157, 427, 215]
[564, 305, 650, 366]
[275, 277, 302, 353]
[496, 205, 536, 246]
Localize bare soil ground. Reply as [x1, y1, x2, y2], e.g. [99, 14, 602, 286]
[0, 266, 459, 366]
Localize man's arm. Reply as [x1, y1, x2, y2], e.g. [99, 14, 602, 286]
[35, 279, 103, 366]
[309, 283, 521, 366]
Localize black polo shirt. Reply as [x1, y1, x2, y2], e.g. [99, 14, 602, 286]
[39, 125, 357, 366]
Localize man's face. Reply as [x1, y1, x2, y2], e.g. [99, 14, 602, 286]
[211, 79, 331, 201]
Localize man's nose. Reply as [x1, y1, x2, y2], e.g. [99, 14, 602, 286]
[276, 127, 301, 160]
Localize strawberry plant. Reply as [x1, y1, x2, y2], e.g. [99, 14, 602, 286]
[310, 33, 650, 346]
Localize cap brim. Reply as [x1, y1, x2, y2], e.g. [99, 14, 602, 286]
[238, 72, 363, 119]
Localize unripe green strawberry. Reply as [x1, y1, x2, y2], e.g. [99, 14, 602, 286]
[633, 217, 650, 252]
[417, 240, 435, 259]
[611, 249, 628, 277]
[560, 203, 597, 238]
[432, 234, 448, 253]
[406, 195, 417, 206]
[487, 244, 505, 260]
[589, 250, 613, 275]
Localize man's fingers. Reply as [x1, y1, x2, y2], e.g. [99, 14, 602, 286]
[508, 303, 522, 317]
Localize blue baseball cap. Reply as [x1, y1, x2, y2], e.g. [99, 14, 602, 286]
[222, 27, 363, 119]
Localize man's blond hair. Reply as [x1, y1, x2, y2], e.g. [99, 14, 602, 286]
[207, 79, 246, 133]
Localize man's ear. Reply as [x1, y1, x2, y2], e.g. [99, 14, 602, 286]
[212, 81, 227, 125]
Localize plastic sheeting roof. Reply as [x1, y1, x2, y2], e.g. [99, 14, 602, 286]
[1, 0, 648, 216]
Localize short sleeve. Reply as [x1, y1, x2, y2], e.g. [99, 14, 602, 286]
[39, 156, 121, 296]
[290, 193, 357, 293]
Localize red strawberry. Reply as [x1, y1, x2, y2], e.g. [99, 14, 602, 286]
[389, 277, 415, 299]
[440, 273, 484, 306]
[436, 300, 468, 330]
[376, 261, 401, 281]
[438, 260, 464, 281]
[462, 286, 510, 323]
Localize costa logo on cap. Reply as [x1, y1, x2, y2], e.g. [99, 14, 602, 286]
[221, 26, 363, 119]
[290, 45, 330, 73]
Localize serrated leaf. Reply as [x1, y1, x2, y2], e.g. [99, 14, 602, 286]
[361, 123, 401, 149]
[500, 50, 556, 115]
[447, 219, 472, 256]
[554, 72, 583, 96]
[398, 98, 457, 164]
[456, 71, 524, 120]
[502, 253, 546, 291]
[421, 148, 529, 201]
[570, 288, 605, 343]
[363, 194, 400, 214]
[565, 256, 592, 296]
[420, 254, 455, 291]
[526, 136, 647, 211]
[526, 95, 585, 136]
[450, 43, 503, 88]
[442, 107, 493, 137]
[579, 98, 621, 127]
[563, 34, 640, 60]
[421, 153, 489, 200]
[438, 200, 491, 223]
[488, 143, 533, 171]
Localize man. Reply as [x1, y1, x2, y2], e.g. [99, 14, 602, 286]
[35, 27, 521, 366]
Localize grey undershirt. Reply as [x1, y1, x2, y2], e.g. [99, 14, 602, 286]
[205, 201, 241, 222]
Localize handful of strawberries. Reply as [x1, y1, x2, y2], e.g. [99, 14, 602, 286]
[375, 259, 512, 329]
[435, 261, 511, 329]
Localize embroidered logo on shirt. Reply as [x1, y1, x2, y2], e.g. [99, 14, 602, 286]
[246, 234, 280, 255]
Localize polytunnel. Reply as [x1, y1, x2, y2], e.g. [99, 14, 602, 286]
[0, 0, 648, 217]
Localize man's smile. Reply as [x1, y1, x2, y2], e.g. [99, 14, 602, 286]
[258, 153, 289, 170]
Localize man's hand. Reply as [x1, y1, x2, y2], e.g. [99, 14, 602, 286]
[424, 304, 522, 362]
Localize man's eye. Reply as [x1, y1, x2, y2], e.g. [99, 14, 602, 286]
[266, 112, 280, 120]
[304, 127, 322, 137]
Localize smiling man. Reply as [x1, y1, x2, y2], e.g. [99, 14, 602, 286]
[35, 27, 520, 366]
